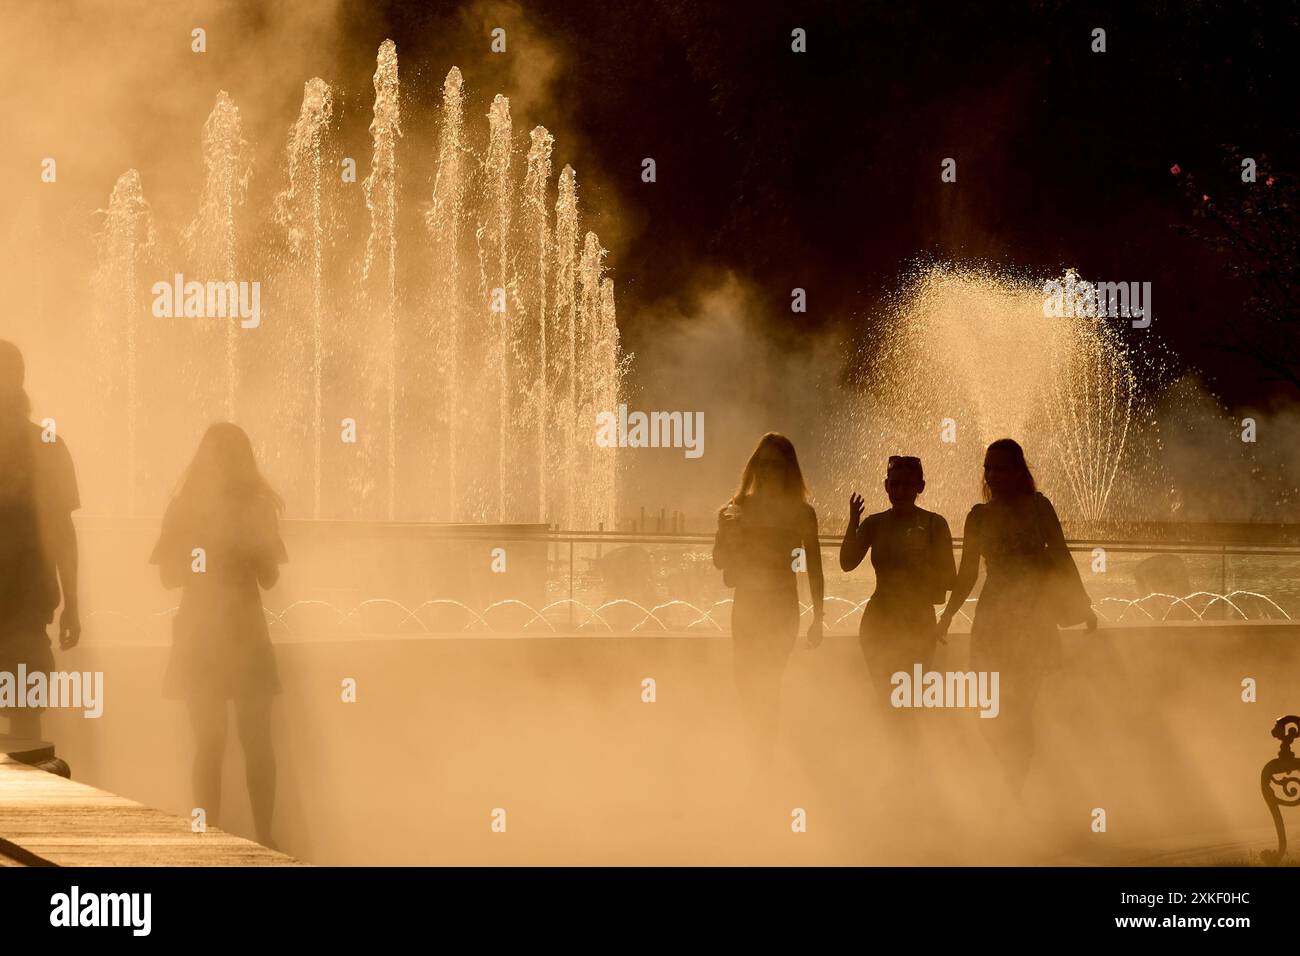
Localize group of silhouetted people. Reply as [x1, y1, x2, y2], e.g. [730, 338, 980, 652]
[4, 332, 1095, 851]
[1, 341, 284, 847]
[713, 432, 1095, 795]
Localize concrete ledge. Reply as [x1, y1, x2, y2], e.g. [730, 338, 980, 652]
[0, 757, 302, 867]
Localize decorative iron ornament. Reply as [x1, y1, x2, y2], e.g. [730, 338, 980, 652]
[1261, 714, 1300, 864]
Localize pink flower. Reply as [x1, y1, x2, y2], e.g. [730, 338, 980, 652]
[1170, 164, 1181, 175]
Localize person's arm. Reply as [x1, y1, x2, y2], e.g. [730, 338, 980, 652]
[53, 511, 80, 649]
[931, 514, 957, 594]
[936, 507, 981, 639]
[1038, 494, 1072, 563]
[150, 500, 187, 590]
[805, 504, 826, 648]
[712, 504, 736, 572]
[839, 493, 868, 571]
[257, 558, 281, 590]
[1038, 494, 1097, 629]
[47, 440, 82, 650]
[256, 501, 287, 590]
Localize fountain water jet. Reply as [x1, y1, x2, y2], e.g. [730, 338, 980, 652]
[1043, 273, 1138, 523]
[362, 39, 401, 520]
[93, 170, 154, 515]
[522, 126, 555, 521]
[830, 265, 1152, 531]
[274, 78, 334, 519]
[578, 232, 614, 529]
[427, 67, 467, 520]
[482, 94, 513, 522]
[184, 90, 248, 420]
[553, 166, 579, 528]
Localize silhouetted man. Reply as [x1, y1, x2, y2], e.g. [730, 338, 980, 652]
[0, 340, 80, 740]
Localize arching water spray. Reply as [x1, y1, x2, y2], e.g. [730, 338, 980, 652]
[1044, 272, 1137, 523]
[830, 265, 1153, 531]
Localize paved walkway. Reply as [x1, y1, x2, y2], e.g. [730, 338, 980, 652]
[0, 756, 300, 866]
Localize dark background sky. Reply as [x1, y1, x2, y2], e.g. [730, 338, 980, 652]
[362, 0, 1298, 408]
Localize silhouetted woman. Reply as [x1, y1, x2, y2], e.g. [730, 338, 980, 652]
[150, 423, 286, 846]
[713, 433, 824, 766]
[840, 456, 955, 715]
[936, 438, 1094, 792]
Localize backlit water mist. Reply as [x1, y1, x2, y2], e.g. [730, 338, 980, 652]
[829, 265, 1164, 533]
[91, 41, 625, 528]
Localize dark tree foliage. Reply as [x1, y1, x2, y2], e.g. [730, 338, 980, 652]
[1177, 151, 1300, 393]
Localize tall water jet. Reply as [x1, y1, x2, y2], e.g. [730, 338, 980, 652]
[520, 126, 554, 518]
[362, 39, 401, 519]
[92, 170, 154, 514]
[275, 77, 334, 519]
[428, 67, 466, 520]
[482, 94, 513, 521]
[577, 231, 607, 529]
[185, 90, 248, 419]
[593, 277, 622, 530]
[552, 166, 579, 528]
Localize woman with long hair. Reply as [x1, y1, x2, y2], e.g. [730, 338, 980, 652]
[936, 438, 1094, 792]
[713, 432, 824, 767]
[840, 456, 955, 737]
[150, 422, 287, 847]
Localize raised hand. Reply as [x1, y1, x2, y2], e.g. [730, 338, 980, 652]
[848, 492, 865, 527]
